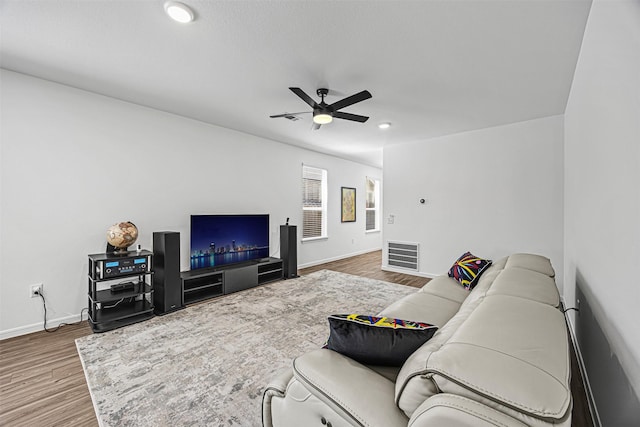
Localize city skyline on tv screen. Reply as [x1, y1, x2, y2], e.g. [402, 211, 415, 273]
[190, 214, 269, 269]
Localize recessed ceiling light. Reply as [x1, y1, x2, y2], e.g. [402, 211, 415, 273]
[164, 1, 194, 23]
[378, 122, 391, 129]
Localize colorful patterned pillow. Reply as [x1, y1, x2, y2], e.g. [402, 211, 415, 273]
[325, 314, 438, 366]
[448, 251, 492, 290]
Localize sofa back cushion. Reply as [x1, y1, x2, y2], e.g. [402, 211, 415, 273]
[504, 253, 555, 277]
[427, 295, 571, 423]
[394, 254, 560, 419]
[393, 265, 505, 415]
[377, 291, 462, 328]
[394, 294, 482, 416]
[417, 275, 469, 304]
[487, 267, 560, 307]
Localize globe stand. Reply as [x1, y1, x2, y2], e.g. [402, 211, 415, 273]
[106, 242, 131, 255]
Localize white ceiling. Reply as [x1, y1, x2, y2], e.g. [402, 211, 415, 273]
[0, 0, 591, 167]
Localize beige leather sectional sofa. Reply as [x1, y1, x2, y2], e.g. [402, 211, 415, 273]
[263, 253, 571, 427]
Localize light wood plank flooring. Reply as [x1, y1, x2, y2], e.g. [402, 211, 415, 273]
[299, 250, 430, 288]
[0, 321, 98, 427]
[0, 250, 591, 426]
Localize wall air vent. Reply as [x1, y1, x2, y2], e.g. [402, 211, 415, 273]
[387, 241, 419, 271]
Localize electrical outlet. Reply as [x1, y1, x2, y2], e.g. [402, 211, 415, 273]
[30, 283, 43, 298]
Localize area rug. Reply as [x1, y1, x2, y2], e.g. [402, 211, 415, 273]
[75, 270, 419, 427]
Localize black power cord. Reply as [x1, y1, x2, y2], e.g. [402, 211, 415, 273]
[563, 307, 579, 313]
[36, 290, 88, 333]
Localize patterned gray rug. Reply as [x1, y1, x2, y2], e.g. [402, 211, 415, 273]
[75, 270, 418, 427]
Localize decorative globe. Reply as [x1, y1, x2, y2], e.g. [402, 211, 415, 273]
[106, 221, 138, 252]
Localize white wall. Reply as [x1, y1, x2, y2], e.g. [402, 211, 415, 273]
[564, 0, 640, 402]
[383, 116, 564, 287]
[0, 70, 382, 338]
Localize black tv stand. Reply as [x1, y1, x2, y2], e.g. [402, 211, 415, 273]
[180, 257, 283, 305]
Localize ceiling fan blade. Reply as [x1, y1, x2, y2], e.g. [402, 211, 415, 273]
[311, 122, 321, 131]
[289, 87, 318, 109]
[270, 111, 310, 118]
[328, 90, 372, 111]
[333, 111, 369, 123]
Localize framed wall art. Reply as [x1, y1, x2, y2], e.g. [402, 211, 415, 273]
[341, 187, 356, 222]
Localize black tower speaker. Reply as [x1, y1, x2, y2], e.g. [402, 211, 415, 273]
[280, 225, 298, 279]
[152, 231, 184, 315]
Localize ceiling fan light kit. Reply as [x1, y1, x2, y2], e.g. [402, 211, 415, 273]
[271, 87, 372, 130]
[313, 113, 333, 125]
[164, 1, 194, 23]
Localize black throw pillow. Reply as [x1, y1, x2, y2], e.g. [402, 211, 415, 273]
[325, 314, 438, 366]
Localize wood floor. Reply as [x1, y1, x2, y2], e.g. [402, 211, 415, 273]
[0, 250, 592, 427]
[0, 321, 98, 427]
[299, 250, 430, 288]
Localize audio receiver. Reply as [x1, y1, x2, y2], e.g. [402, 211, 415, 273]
[95, 253, 151, 279]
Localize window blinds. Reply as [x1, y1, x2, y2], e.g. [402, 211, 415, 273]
[302, 165, 327, 239]
[365, 177, 379, 231]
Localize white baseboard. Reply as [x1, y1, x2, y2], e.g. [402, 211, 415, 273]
[0, 312, 84, 341]
[564, 303, 602, 427]
[298, 248, 381, 269]
[381, 265, 436, 279]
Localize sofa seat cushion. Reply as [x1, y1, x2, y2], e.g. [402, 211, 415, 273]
[487, 267, 560, 307]
[418, 276, 469, 304]
[504, 253, 555, 277]
[427, 295, 571, 421]
[378, 291, 462, 328]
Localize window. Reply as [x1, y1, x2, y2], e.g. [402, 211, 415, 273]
[365, 177, 380, 232]
[302, 165, 328, 240]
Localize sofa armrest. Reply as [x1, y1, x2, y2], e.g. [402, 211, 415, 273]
[408, 394, 528, 427]
[265, 367, 294, 396]
[263, 368, 295, 427]
[293, 349, 408, 427]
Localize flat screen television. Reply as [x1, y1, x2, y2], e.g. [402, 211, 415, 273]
[190, 214, 270, 271]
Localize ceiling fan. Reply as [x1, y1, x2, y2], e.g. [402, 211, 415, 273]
[270, 87, 372, 130]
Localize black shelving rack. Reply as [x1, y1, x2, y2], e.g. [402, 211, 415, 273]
[87, 250, 155, 333]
